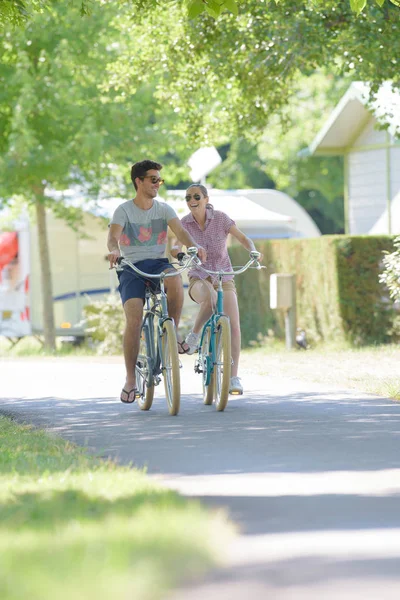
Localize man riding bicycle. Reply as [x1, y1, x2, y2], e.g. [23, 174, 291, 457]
[107, 160, 206, 404]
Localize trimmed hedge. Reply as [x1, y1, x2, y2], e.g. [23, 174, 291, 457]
[229, 235, 397, 347]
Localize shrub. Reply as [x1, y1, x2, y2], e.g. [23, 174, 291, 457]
[229, 235, 397, 347]
[82, 294, 124, 355]
[380, 235, 400, 302]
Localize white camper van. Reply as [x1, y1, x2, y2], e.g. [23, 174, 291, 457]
[0, 211, 117, 340]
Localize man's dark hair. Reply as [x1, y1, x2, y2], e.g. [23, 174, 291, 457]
[131, 160, 163, 190]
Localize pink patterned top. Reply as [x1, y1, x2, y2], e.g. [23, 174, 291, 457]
[181, 205, 235, 282]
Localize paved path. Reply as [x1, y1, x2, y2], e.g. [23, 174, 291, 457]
[1, 356, 400, 599]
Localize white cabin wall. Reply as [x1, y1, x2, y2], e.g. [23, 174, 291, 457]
[348, 149, 387, 234]
[347, 118, 389, 234]
[390, 146, 400, 198]
[352, 119, 386, 148]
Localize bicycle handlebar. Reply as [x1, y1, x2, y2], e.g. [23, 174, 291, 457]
[176, 249, 265, 278]
[196, 251, 265, 277]
[115, 247, 199, 280]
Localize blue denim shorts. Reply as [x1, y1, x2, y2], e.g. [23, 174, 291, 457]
[117, 258, 176, 305]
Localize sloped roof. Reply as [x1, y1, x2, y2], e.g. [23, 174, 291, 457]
[309, 82, 400, 156]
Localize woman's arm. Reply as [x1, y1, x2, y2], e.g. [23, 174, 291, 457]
[229, 225, 256, 252]
[229, 225, 263, 261]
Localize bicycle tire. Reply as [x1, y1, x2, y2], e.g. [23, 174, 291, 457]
[200, 327, 214, 405]
[136, 322, 155, 411]
[161, 319, 180, 416]
[213, 316, 231, 412]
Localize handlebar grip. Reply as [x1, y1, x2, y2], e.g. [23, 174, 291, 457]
[177, 252, 186, 262]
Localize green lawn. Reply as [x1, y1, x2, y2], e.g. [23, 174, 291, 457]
[240, 341, 400, 400]
[0, 416, 232, 600]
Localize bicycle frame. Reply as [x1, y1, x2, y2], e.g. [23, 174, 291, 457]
[196, 252, 264, 388]
[197, 275, 226, 386]
[116, 249, 199, 391]
[138, 282, 171, 386]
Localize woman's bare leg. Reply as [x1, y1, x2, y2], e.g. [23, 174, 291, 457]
[189, 280, 217, 334]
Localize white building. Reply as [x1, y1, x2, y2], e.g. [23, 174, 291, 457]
[309, 81, 400, 235]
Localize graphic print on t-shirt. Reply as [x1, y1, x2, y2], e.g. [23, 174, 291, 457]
[119, 218, 167, 247]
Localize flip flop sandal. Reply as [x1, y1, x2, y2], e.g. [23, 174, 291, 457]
[120, 387, 139, 403]
[177, 340, 189, 354]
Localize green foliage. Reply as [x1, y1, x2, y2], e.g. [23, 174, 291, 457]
[379, 235, 400, 302]
[106, 0, 400, 142]
[230, 235, 398, 347]
[82, 294, 124, 355]
[207, 139, 275, 189]
[1, 0, 397, 28]
[0, 2, 193, 211]
[205, 73, 346, 234]
[335, 236, 396, 345]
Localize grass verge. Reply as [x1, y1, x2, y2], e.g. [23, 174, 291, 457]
[0, 415, 232, 600]
[241, 341, 400, 400]
[0, 336, 96, 358]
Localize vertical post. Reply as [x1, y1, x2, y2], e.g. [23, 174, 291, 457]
[75, 231, 81, 325]
[284, 276, 297, 349]
[386, 131, 392, 235]
[343, 153, 349, 234]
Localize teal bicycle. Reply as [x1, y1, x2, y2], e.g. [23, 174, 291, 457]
[191, 251, 263, 411]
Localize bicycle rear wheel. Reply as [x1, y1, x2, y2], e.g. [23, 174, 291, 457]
[213, 316, 231, 412]
[161, 319, 180, 416]
[136, 322, 155, 411]
[200, 326, 214, 405]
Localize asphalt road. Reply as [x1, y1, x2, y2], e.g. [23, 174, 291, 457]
[2, 356, 400, 599]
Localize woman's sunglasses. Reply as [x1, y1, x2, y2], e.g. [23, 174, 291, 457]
[185, 194, 202, 202]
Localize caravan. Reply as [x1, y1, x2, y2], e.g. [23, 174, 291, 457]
[0, 210, 117, 340]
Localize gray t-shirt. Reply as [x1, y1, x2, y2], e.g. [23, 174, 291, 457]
[110, 199, 178, 263]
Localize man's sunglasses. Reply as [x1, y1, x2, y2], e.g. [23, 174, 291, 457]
[140, 176, 165, 185]
[185, 194, 202, 202]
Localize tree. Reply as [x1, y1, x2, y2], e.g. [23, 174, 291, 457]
[105, 0, 400, 142]
[0, 2, 191, 349]
[1, 0, 397, 27]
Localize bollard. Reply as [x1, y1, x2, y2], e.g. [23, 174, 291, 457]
[270, 273, 297, 349]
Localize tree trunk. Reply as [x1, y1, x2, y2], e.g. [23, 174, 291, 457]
[35, 197, 56, 351]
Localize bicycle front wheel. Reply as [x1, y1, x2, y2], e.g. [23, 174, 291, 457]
[136, 322, 155, 411]
[200, 326, 214, 405]
[161, 319, 180, 416]
[213, 316, 231, 412]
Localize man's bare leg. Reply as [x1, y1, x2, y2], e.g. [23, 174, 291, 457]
[120, 297, 143, 402]
[164, 274, 186, 347]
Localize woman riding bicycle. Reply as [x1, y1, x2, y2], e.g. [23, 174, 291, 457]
[171, 184, 261, 396]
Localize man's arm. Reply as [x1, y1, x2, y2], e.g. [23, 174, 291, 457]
[170, 238, 183, 259]
[107, 223, 123, 267]
[168, 218, 207, 262]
